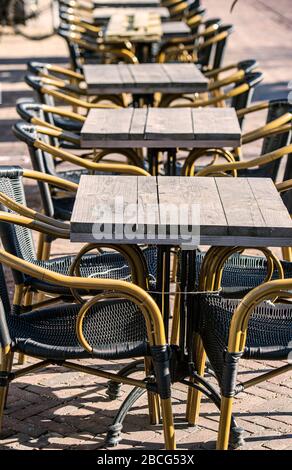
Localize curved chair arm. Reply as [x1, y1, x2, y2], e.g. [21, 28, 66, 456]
[0, 192, 69, 231]
[236, 101, 269, 119]
[229, 277, 292, 353]
[0, 212, 70, 240]
[182, 148, 236, 177]
[68, 243, 150, 302]
[242, 113, 292, 145]
[22, 168, 78, 192]
[196, 145, 292, 177]
[172, 82, 250, 108]
[0, 248, 166, 347]
[34, 138, 151, 176]
[41, 87, 120, 110]
[41, 104, 86, 122]
[36, 125, 81, 145]
[275, 179, 292, 193]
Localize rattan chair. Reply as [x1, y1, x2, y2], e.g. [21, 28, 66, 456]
[0, 247, 175, 449]
[0, 166, 157, 302]
[186, 246, 292, 449]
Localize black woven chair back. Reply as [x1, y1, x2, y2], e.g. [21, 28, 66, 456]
[0, 166, 36, 285]
[0, 262, 11, 317]
[24, 74, 56, 107]
[231, 71, 263, 117]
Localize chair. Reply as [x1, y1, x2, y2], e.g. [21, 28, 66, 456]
[0, 166, 157, 303]
[187, 246, 292, 449]
[0, 245, 175, 449]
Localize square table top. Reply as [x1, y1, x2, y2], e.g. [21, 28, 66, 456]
[94, 0, 160, 7]
[80, 107, 242, 148]
[93, 7, 170, 22]
[105, 11, 162, 43]
[83, 63, 208, 95]
[70, 176, 292, 247]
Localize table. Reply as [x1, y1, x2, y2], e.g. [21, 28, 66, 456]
[104, 12, 191, 60]
[93, 7, 170, 23]
[70, 174, 292, 445]
[83, 63, 208, 96]
[94, 0, 160, 6]
[105, 11, 162, 43]
[71, 176, 292, 247]
[80, 107, 241, 173]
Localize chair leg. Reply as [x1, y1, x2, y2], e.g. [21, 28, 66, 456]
[170, 284, 180, 346]
[186, 335, 206, 425]
[216, 396, 234, 450]
[282, 247, 292, 261]
[18, 289, 33, 365]
[145, 357, 160, 425]
[160, 398, 176, 450]
[0, 350, 13, 433]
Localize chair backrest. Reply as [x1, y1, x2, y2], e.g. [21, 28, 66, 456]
[260, 99, 292, 180]
[0, 166, 36, 285]
[57, 25, 84, 72]
[12, 122, 56, 220]
[231, 71, 263, 115]
[197, 23, 232, 70]
[25, 74, 55, 106]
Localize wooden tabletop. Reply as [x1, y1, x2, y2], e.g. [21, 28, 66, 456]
[83, 63, 208, 94]
[105, 11, 162, 43]
[161, 21, 191, 38]
[94, 0, 160, 7]
[80, 107, 241, 148]
[70, 176, 292, 247]
[93, 7, 170, 22]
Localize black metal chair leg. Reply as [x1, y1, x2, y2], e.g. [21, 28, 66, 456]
[104, 387, 146, 447]
[106, 359, 145, 400]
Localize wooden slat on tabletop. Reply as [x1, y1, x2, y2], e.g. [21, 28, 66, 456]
[215, 177, 266, 236]
[129, 64, 169, 85]
[157, 176, 227, 238]
[162, 63, 208, 89]
[248, 178, 292, 234]
[192, 108, 241, 142]
[71, 175, 138, 241]
[129, 108, 148, 140]
[81, 108, 134, 141]
[162, 21, 191, 38]
[84, 64, 122, 89]
[118, 64, 135, 86]
[145, 108, 194, 140]
[137, 176, 160, 240]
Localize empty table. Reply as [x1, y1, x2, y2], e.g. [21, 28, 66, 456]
[83, 63, 208, 101]
[93, 7, 170, 23]
[70, 174, 292, 445]
[80, 107, 241, 173]
[71, 176, 292, 247]
[94, 0, 160, 6]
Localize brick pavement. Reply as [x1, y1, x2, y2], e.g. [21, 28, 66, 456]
[0, 0, 291, 451]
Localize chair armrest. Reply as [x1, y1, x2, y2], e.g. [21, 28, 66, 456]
[34, 140, 150, 176]
[0, 248, 166, 347]
[196, 145, 292, 176]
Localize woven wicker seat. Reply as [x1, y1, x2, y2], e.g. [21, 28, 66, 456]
[9, 299, 148, 360]
[197, 294, 292, 382]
